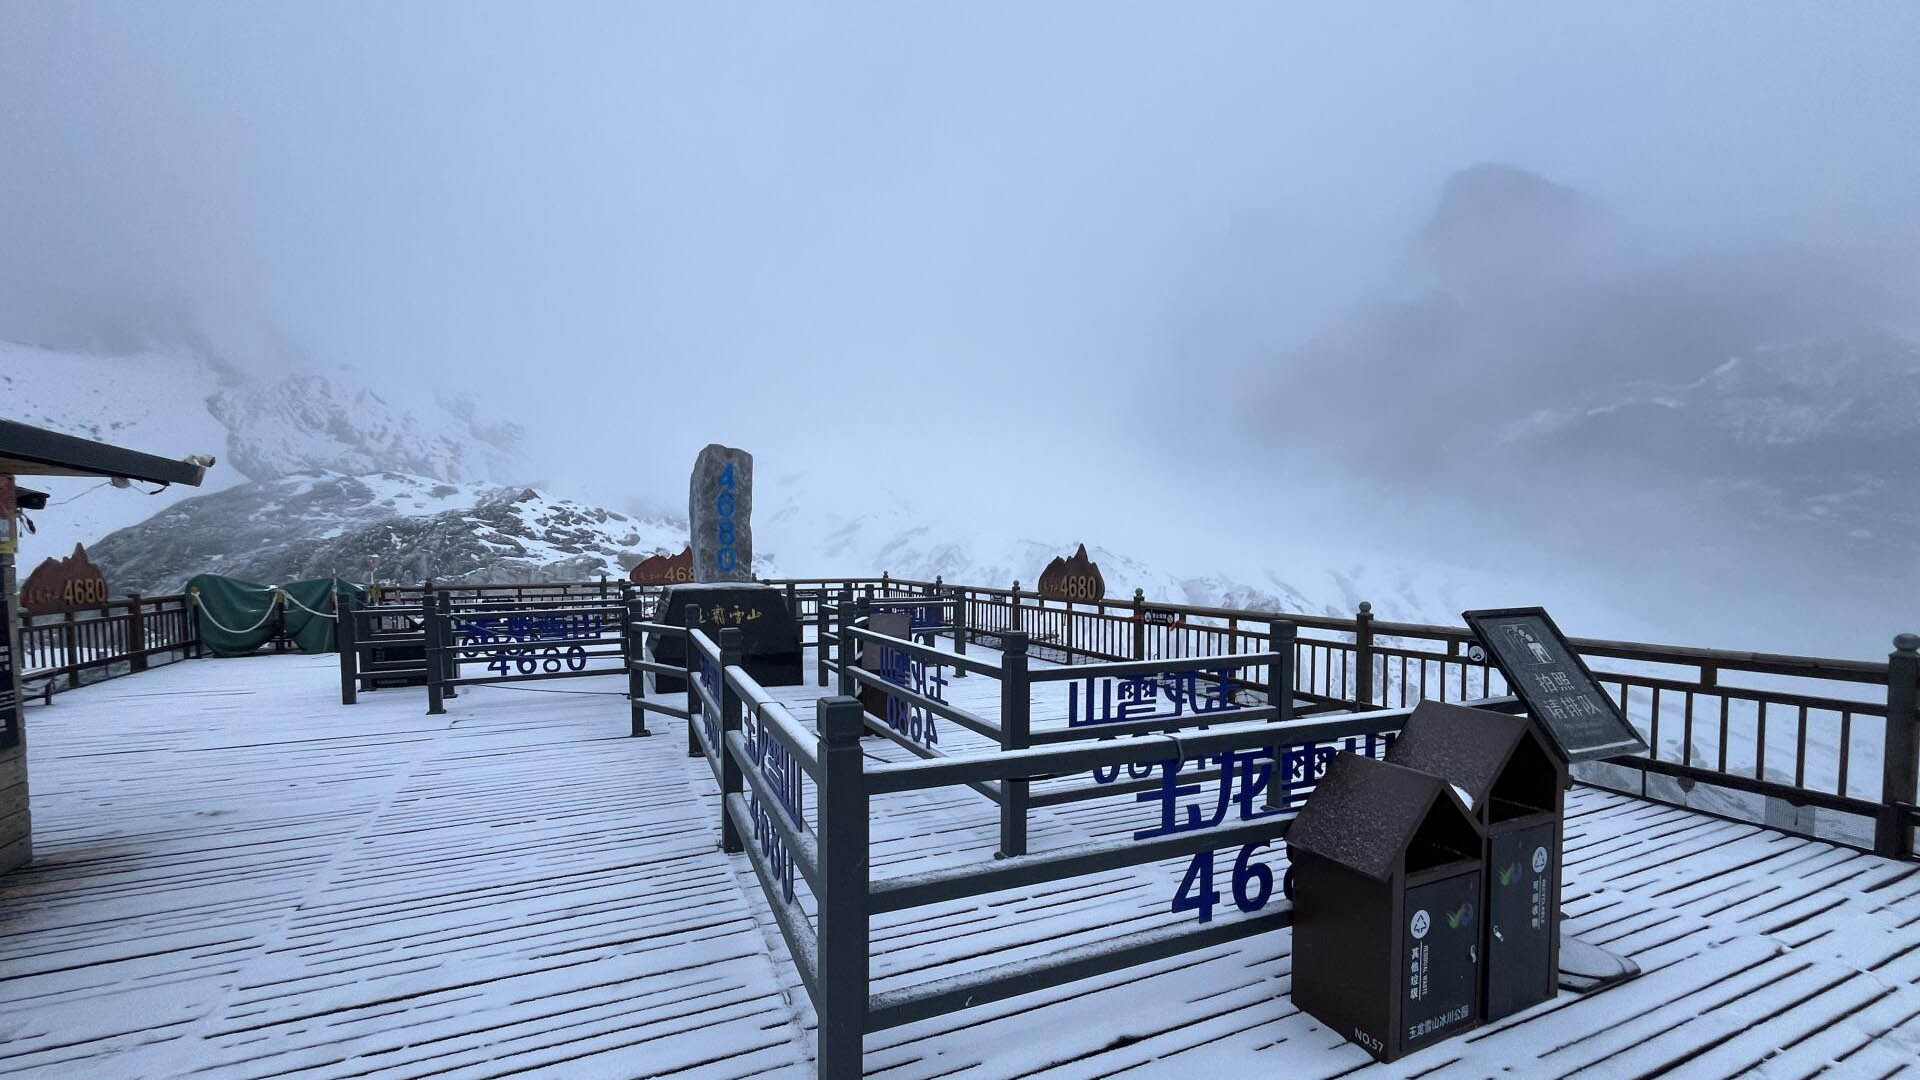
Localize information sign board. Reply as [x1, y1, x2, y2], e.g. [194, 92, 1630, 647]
[1462, 607, 1648, 763]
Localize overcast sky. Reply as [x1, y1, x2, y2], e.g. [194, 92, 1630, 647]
[4, 3, 1918, 652]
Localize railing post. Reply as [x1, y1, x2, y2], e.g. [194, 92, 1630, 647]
[1354, 600, 1375, 707]
[438, 593, 458, 698]
[1877, 633, 1920, 859]
[62, 610, 79, 689]
[424, 597, 447, 715]
[784, 579, 798, 629]
[125, 592, 148, 673]
[950, 584, 969, 678]
[840, 595, 869, 698]
[815, 695, 870, 1079]
[816, 591, 834, 688]
[718, 627, 746, 853]
[626, 597, 651, 737]
[1132, 588, 1146, 661]
[999, 630, 1031, 858]
[1267, 620, 1297, 810]
[686, 609, 703, 759]
[338, 591, 359, 705]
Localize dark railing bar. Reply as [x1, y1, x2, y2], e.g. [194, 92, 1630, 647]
[869, 810, 1295, 914]
[864, 905, 1294, 1032]
[1026, 704, 1279, 745]
[721, 732, 822, 891]
[1026, 651, 1282, 684]
[718, 792, 821, 999]
[842, 666, 1000, 741]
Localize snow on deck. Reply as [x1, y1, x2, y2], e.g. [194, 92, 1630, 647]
[4, 652, 1920, 1079]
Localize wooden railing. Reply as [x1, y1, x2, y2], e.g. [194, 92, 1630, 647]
[861, 576, 1918, 859]
[16, 593, 201, 696]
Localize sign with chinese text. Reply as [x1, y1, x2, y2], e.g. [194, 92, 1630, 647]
[1095, 732, 1396, 923]
[0, 475, 16, 556]
[0, 582, 18, 749]
[21, 543, 109, 614]
[452, 611, 605, 677]
[1065, 668, 1238, 728]
[1037, 544, 1105, 602]
[1463, 607, 1647, 763]
[647, 583, 803, 691]
[629, 547, 694, 586]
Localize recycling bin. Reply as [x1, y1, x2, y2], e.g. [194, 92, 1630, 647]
[1287, 753, 1485, 1062]
[1386, 700, 1568, 1021]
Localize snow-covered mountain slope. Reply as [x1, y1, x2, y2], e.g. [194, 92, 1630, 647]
[2, 339, 530, 571]
[0, 339, 1706, 642]
[87, 472, 687, 593]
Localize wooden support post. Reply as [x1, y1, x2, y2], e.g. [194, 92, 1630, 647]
[718, 627, 745, 853]
[126, 593, 148, 673]
[1267, 620, 1297, 810]
[425, 596, 447, 716]
[62, 610, 79, 690]
[1877, 633, 1920, 859]
[1132, 588, 1146, 661]
[439, 593, 458, 698]
[686, 609, 703, 759]
[816, 588, 834, 688]
[338, 590, 359, 705]
[626, 597, 651, 736]
[839, 594, 867, 699]
[951, 583, 969, 678]
[815, 695, 870, 1079]
[1354, 601, 1375, 707]
[999, 631, 1031, 858]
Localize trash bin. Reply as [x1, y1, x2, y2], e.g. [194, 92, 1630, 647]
[1287, 753, 1485, 1062]
[1385, 700, 1568, 1021]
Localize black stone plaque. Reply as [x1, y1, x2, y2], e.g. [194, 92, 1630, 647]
[1462, 607, 1648, 763]
[648, 583, 801, 693]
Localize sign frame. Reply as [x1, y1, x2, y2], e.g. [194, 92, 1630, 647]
[1461, 606, 1648, 764]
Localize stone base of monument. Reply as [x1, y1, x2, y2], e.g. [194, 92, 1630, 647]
[646, 583, 802, 694]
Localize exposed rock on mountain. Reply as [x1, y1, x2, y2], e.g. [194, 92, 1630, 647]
[86, 472, 687, 594]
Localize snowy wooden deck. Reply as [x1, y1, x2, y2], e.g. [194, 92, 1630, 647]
[3, 651, 1920, 1078]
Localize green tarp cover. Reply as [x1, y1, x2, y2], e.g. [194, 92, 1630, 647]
[185, 574, 368, 657]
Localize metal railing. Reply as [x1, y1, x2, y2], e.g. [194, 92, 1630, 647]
[883, 578, 1920, 860]
[686, 620, 1435, 1078]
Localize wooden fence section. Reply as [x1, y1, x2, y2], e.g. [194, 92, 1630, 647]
[15, 593, 200, 696]
[876, 576, 1919, 861]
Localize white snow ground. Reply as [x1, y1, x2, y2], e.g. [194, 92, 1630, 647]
[4, 650, 1920, 1078]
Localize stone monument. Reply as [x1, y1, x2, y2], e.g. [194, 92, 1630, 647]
[648, 444, 802, 691]
[690, 444, 753, 583]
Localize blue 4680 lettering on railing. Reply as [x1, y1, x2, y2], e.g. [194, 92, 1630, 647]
[714, 462, 737, 573]
[1067, 668, 1237, 728]
[1096, 734, 1396, 923]
[745, 712, 805, 904]
[877, 645, 946, 748]
[699, 654, 721, 751]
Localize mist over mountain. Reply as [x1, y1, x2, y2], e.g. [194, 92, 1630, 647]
[1234, 164, 1920, 646]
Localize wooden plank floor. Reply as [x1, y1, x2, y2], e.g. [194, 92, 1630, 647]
[4, 647, 1919, 1079]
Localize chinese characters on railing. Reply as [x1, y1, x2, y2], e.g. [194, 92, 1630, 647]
[1096, 732, 1396, 922]
[875, 645, 947, 748]
[744, 711, 806, 904]
[1066, 668, 1237, 728]
[698, 654, 721, 752]
[453, 612, 604, 676]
